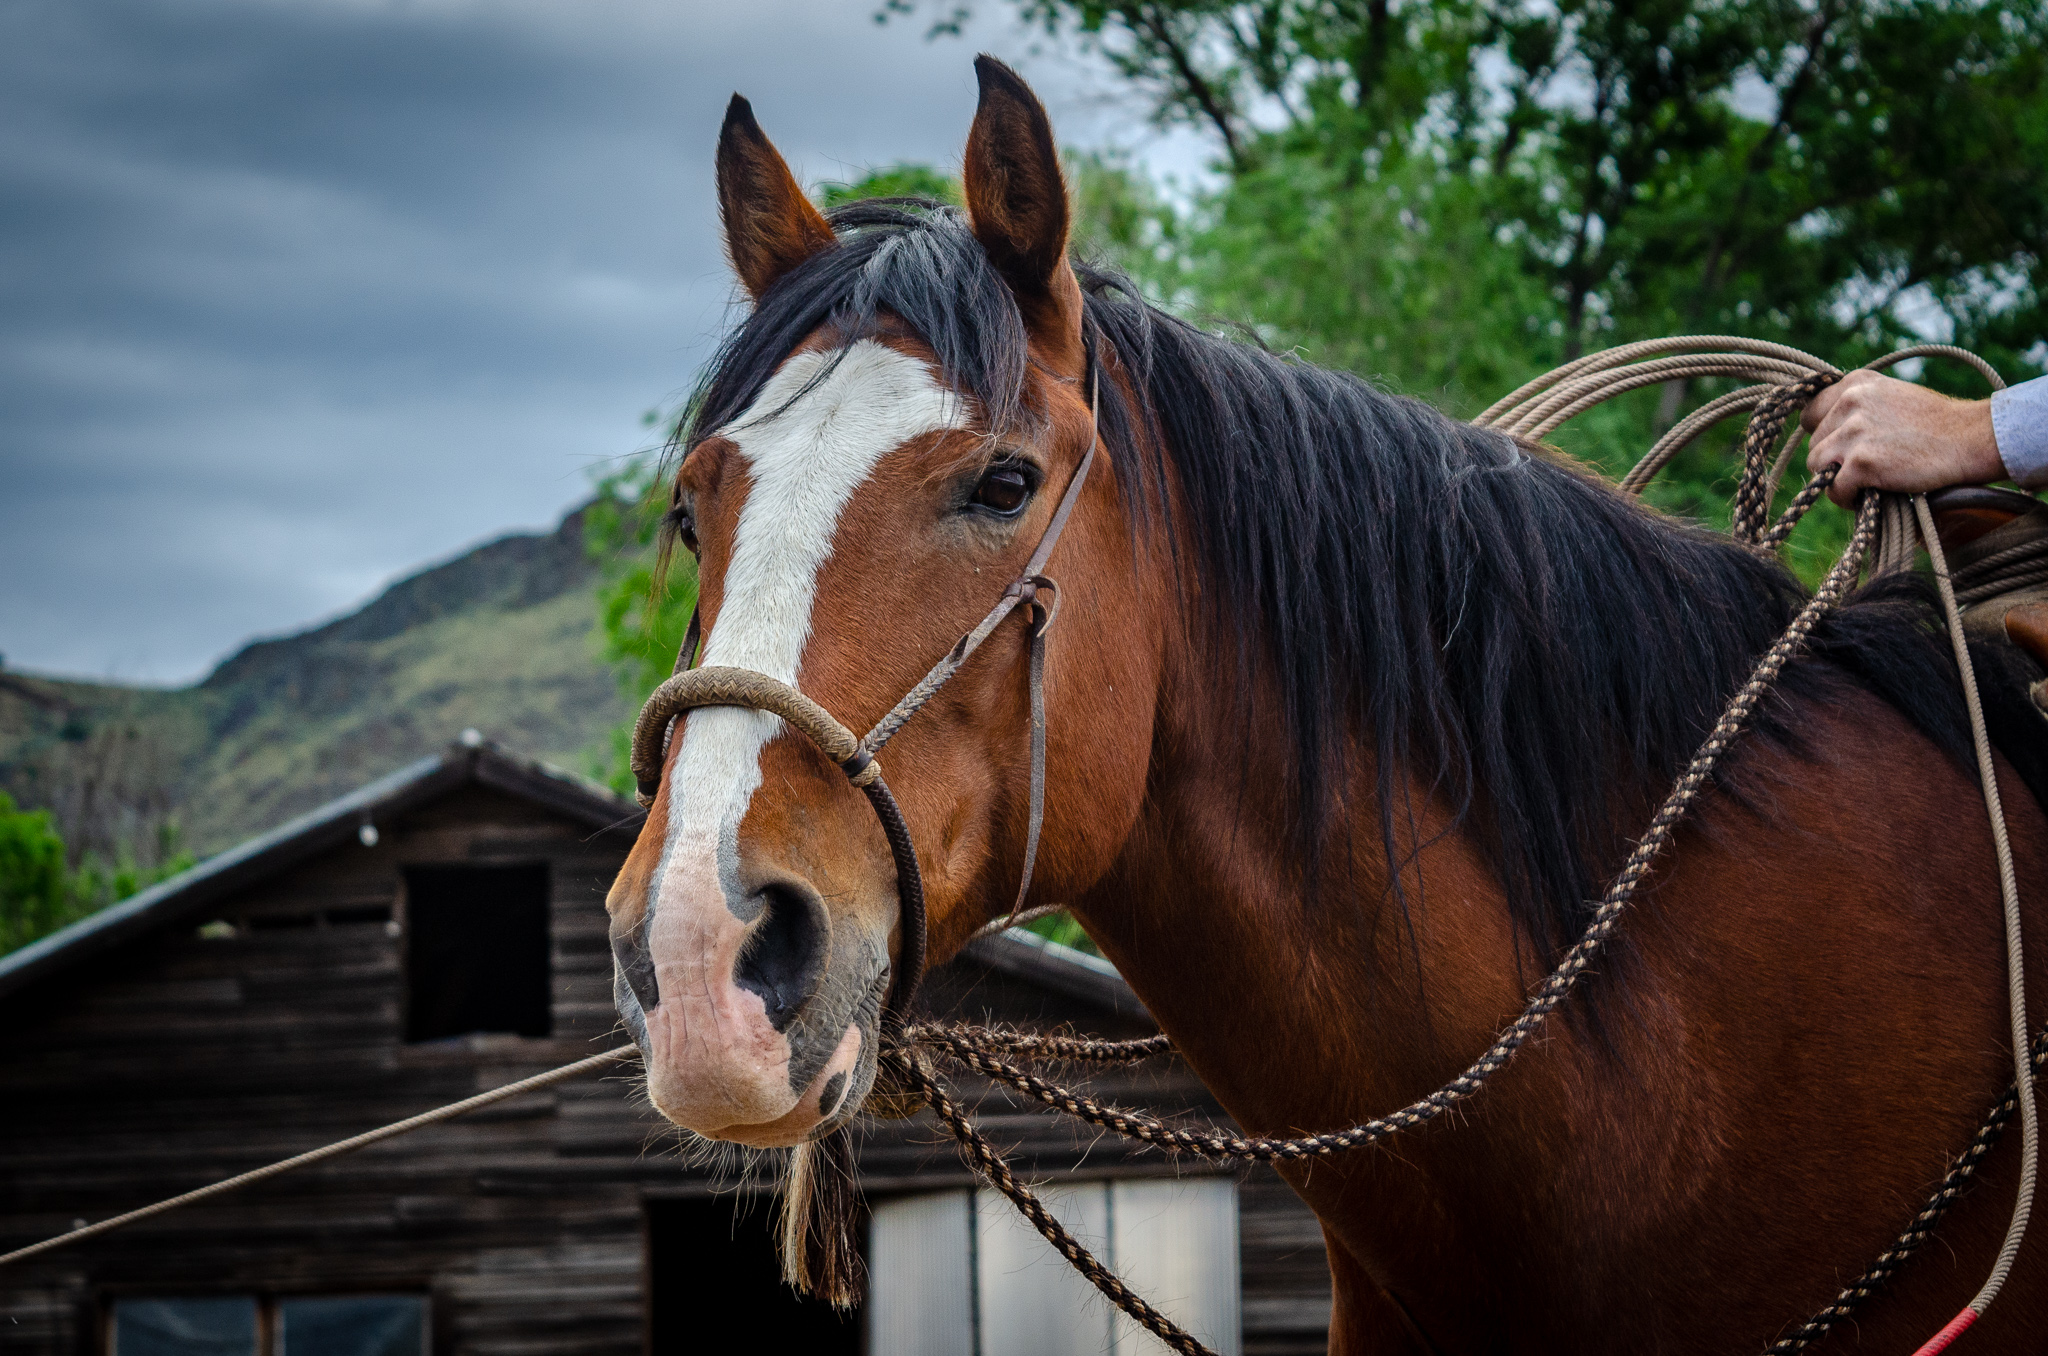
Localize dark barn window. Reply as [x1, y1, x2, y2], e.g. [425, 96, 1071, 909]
[110, 1297, 257, 1356]
[403, 864, 551, 1042]
[109, 1295, 425, 1356]
[646, 1199, 860, 1355]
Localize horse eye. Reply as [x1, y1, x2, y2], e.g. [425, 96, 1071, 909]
[971, 463, 1032, 516]
[669, 505, 699, 554]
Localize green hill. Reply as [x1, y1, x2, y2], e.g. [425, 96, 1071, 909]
[0, 505, 628, 857]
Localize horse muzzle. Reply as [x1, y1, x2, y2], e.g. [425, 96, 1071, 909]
[612, 854, 889, 1147]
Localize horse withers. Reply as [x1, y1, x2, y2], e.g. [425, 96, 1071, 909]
[605, 56, 2048, 1353]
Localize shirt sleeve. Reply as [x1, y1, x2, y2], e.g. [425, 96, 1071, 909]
[1993, 375, 2048, 489]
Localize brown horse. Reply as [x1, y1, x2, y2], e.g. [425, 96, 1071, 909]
[604, 56, 2048, 1352]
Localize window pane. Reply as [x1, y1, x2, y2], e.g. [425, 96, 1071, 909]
[978, 1183, 1114, 1356]
[278, 1295, 426, 1356]
[867, 1191, 973, 1356]
[112, 1298, 258, 1356]
[1109, 1180, 1241, 1356]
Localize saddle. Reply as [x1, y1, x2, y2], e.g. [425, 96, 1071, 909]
[1927, 486, 2048, 702]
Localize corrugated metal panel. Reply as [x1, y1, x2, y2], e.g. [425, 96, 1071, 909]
[868, 1181, 1245, 1356]
[978, 1183, 1116, 1356]
[868, 1190, 975, 1356]
[1110, 1179, 1241, 1356]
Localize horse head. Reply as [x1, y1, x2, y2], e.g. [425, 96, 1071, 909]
[605, 58, 1162, 1148]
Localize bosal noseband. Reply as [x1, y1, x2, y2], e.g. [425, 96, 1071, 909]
[629, 363, 1100, 1022]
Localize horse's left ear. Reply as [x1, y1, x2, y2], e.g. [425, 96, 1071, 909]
[964, 55, 1084, 360]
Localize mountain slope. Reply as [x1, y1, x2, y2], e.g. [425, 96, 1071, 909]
[0, 506, 629, 855]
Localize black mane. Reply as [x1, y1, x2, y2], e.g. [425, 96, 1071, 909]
[679, 199, 2048, 964]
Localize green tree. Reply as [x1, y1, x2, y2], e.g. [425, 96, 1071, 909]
[584, 431, 699, 797]
[0, 792, 193, 956]
[0, 791, 70, 953]
[892, 0, 2046, 580]
[818, 163, 963, 209]
[987, 0, 2046, 375]
[67, 823, 196, 918]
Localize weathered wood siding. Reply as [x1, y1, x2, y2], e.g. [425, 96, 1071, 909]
[0, 779, 1330, 1355]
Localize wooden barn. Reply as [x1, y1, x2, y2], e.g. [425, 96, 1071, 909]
[0, 737, 1333, 1356]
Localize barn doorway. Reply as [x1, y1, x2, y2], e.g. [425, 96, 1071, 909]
[646, 1198, 860, 1354]
[402, 863, 551, 1042]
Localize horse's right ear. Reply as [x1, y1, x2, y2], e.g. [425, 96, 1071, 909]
[716, 95, 836, 300]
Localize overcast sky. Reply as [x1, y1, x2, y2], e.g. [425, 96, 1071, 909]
[0, 0, 1206, 685]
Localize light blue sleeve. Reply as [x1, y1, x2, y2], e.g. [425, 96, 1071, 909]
[1993, 374, 2048, 489]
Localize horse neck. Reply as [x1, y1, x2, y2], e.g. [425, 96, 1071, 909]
[1072, 611, 1533, 1139]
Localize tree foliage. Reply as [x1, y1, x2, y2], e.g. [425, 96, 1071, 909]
[818, 163, 964, 209]
[0, 792, 68, 954]
[1000, 0, 2046, 376]
[0, 790, 193, 956]
[584, 430, 698, 798]
[888, 0, 2045, 579]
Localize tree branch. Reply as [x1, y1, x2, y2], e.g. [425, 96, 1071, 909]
[1135, 5, 1247, 170]
[1697, 0, 1851, 306]
[1562, 77, 1618, 360]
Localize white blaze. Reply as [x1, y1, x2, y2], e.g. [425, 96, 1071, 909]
[650, 338, 964, 996]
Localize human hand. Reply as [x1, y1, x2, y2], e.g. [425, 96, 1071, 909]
[1802, 369, 2003, 507]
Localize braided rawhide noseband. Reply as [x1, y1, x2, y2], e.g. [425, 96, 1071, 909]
[630, 663, 927, 1011]
[629, 362, 1101, 1020]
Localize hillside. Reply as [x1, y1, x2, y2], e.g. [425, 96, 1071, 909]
[0, 505, 631, 856]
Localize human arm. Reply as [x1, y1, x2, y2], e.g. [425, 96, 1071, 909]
[1801, 370, 2048, 505]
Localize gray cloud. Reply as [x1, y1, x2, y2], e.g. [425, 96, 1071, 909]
[0, 0, 1199, 683]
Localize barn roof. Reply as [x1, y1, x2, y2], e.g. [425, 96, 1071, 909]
[0, 732, 638, 1004]
[0, 733, 1140, 1017]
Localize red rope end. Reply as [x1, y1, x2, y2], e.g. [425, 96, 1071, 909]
[1911, 1307, 1978, 1356]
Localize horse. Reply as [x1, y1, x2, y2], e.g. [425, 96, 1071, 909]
[603, 55, 2048, 1353]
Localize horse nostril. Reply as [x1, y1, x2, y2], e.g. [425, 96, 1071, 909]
[612, 917, 660, 1015]
[732, 878, 830, 1032]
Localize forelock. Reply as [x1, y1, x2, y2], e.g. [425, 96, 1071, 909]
[687, 201, 1031, 453]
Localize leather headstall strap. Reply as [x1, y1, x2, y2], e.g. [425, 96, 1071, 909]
[628, 354, 1102, 1025]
